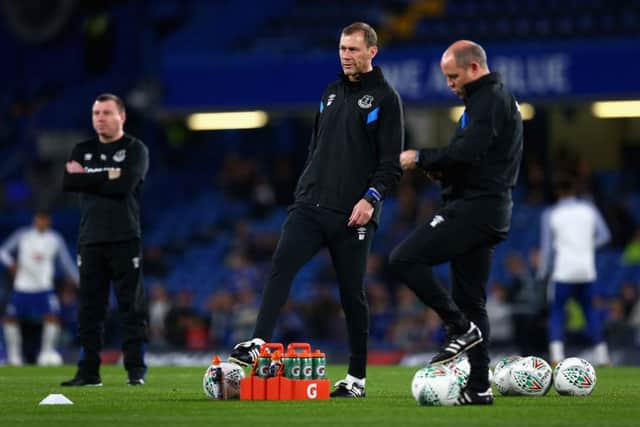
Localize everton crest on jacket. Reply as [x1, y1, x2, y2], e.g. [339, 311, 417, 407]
[63, 134, 149, 245]
[294, 66, 404, 224]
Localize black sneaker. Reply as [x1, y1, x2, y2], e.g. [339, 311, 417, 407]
[127, 377, 145, 386]
[456, 387, 494, 405]
[127, 368, 146, 386]
[229, 338, 265, 367]
[430, 322, 482, 365]
[60, 375, 103, 387]
[330, 379, 366, 398]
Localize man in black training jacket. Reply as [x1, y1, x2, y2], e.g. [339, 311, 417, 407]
[230, 22, 404, 398]
[390, 40, 523, 405]
[61, 93, 149, 386]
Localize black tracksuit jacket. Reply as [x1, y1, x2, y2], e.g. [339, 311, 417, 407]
[417, 72, 523, 232]
[62, 134, 149, 245]
[418, 72, 523, 202]
[294, 66, 405, 223]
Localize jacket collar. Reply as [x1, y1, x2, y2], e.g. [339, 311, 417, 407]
[339, 66, 386, 89]
[464, 72, 501, 99]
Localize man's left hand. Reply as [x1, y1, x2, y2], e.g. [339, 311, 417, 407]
[348, 199, 374, 227]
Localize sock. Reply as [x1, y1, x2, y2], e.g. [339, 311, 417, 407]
[3, 322, 22, 365]
[41, 322, 60, 353]
[549, 340, 564, 363]
[593, 342, 611, 366]
[347, 374, 365, 387]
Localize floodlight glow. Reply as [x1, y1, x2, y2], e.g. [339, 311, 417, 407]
[592, 101, 640, 118]
[187, 111, 269, 130]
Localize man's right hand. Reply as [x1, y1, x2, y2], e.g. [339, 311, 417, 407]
[65, 161, 85, 173]
[400, 150, 418, 170]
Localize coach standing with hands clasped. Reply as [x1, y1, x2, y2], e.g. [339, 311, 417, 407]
[61, 93, 149, 386]
[390, 40, 523, 405]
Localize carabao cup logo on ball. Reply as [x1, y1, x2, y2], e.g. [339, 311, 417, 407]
[553, 357, 596, 396]
[509, 356, 552, 396]
[411, 365, 461, 406]
[446, 355, 470, 388]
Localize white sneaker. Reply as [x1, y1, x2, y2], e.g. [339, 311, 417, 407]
[7, 353, 23, 366]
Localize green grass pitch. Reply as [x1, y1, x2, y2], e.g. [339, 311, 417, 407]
[1, 365, 638, 427]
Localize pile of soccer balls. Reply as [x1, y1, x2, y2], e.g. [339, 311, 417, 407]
[411, 355, 597, 406]
[493, 356, 597, 397]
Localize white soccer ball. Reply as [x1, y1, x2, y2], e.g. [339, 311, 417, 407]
[37, 350, 63, 366]
[553, 357, 596, 396]
[411, 365, 461, 406]
[494, 355, 522, 374]
[509, 356, 553, 396]
[203, 362, 246, 399]
[446, 355, 470, 388]
[492, 355, 521, 395]
[446, 355, 494, 389]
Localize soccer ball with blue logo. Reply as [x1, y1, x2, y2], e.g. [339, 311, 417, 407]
[411, 365, 461, 406]
[553, 357, 596, 396]
[508, 356, 553, 396]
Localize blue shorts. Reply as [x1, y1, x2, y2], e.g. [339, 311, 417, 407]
[548, 281, 602, 344]
[5, 290, 60, 321]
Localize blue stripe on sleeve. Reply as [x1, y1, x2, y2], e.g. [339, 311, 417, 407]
[367, 107, 379, 124]
[460, 111, 468, 129]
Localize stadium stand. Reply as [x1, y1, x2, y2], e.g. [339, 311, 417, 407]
[0, 0, 639, 364]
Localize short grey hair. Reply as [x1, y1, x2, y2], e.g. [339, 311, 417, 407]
[341, 22, 378, 47]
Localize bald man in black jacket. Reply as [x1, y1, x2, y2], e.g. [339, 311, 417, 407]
[391, 40, 523, 405]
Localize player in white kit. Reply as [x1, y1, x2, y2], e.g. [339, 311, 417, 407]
[1, 211, 78, 365]
[537, 174, 611, 366]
